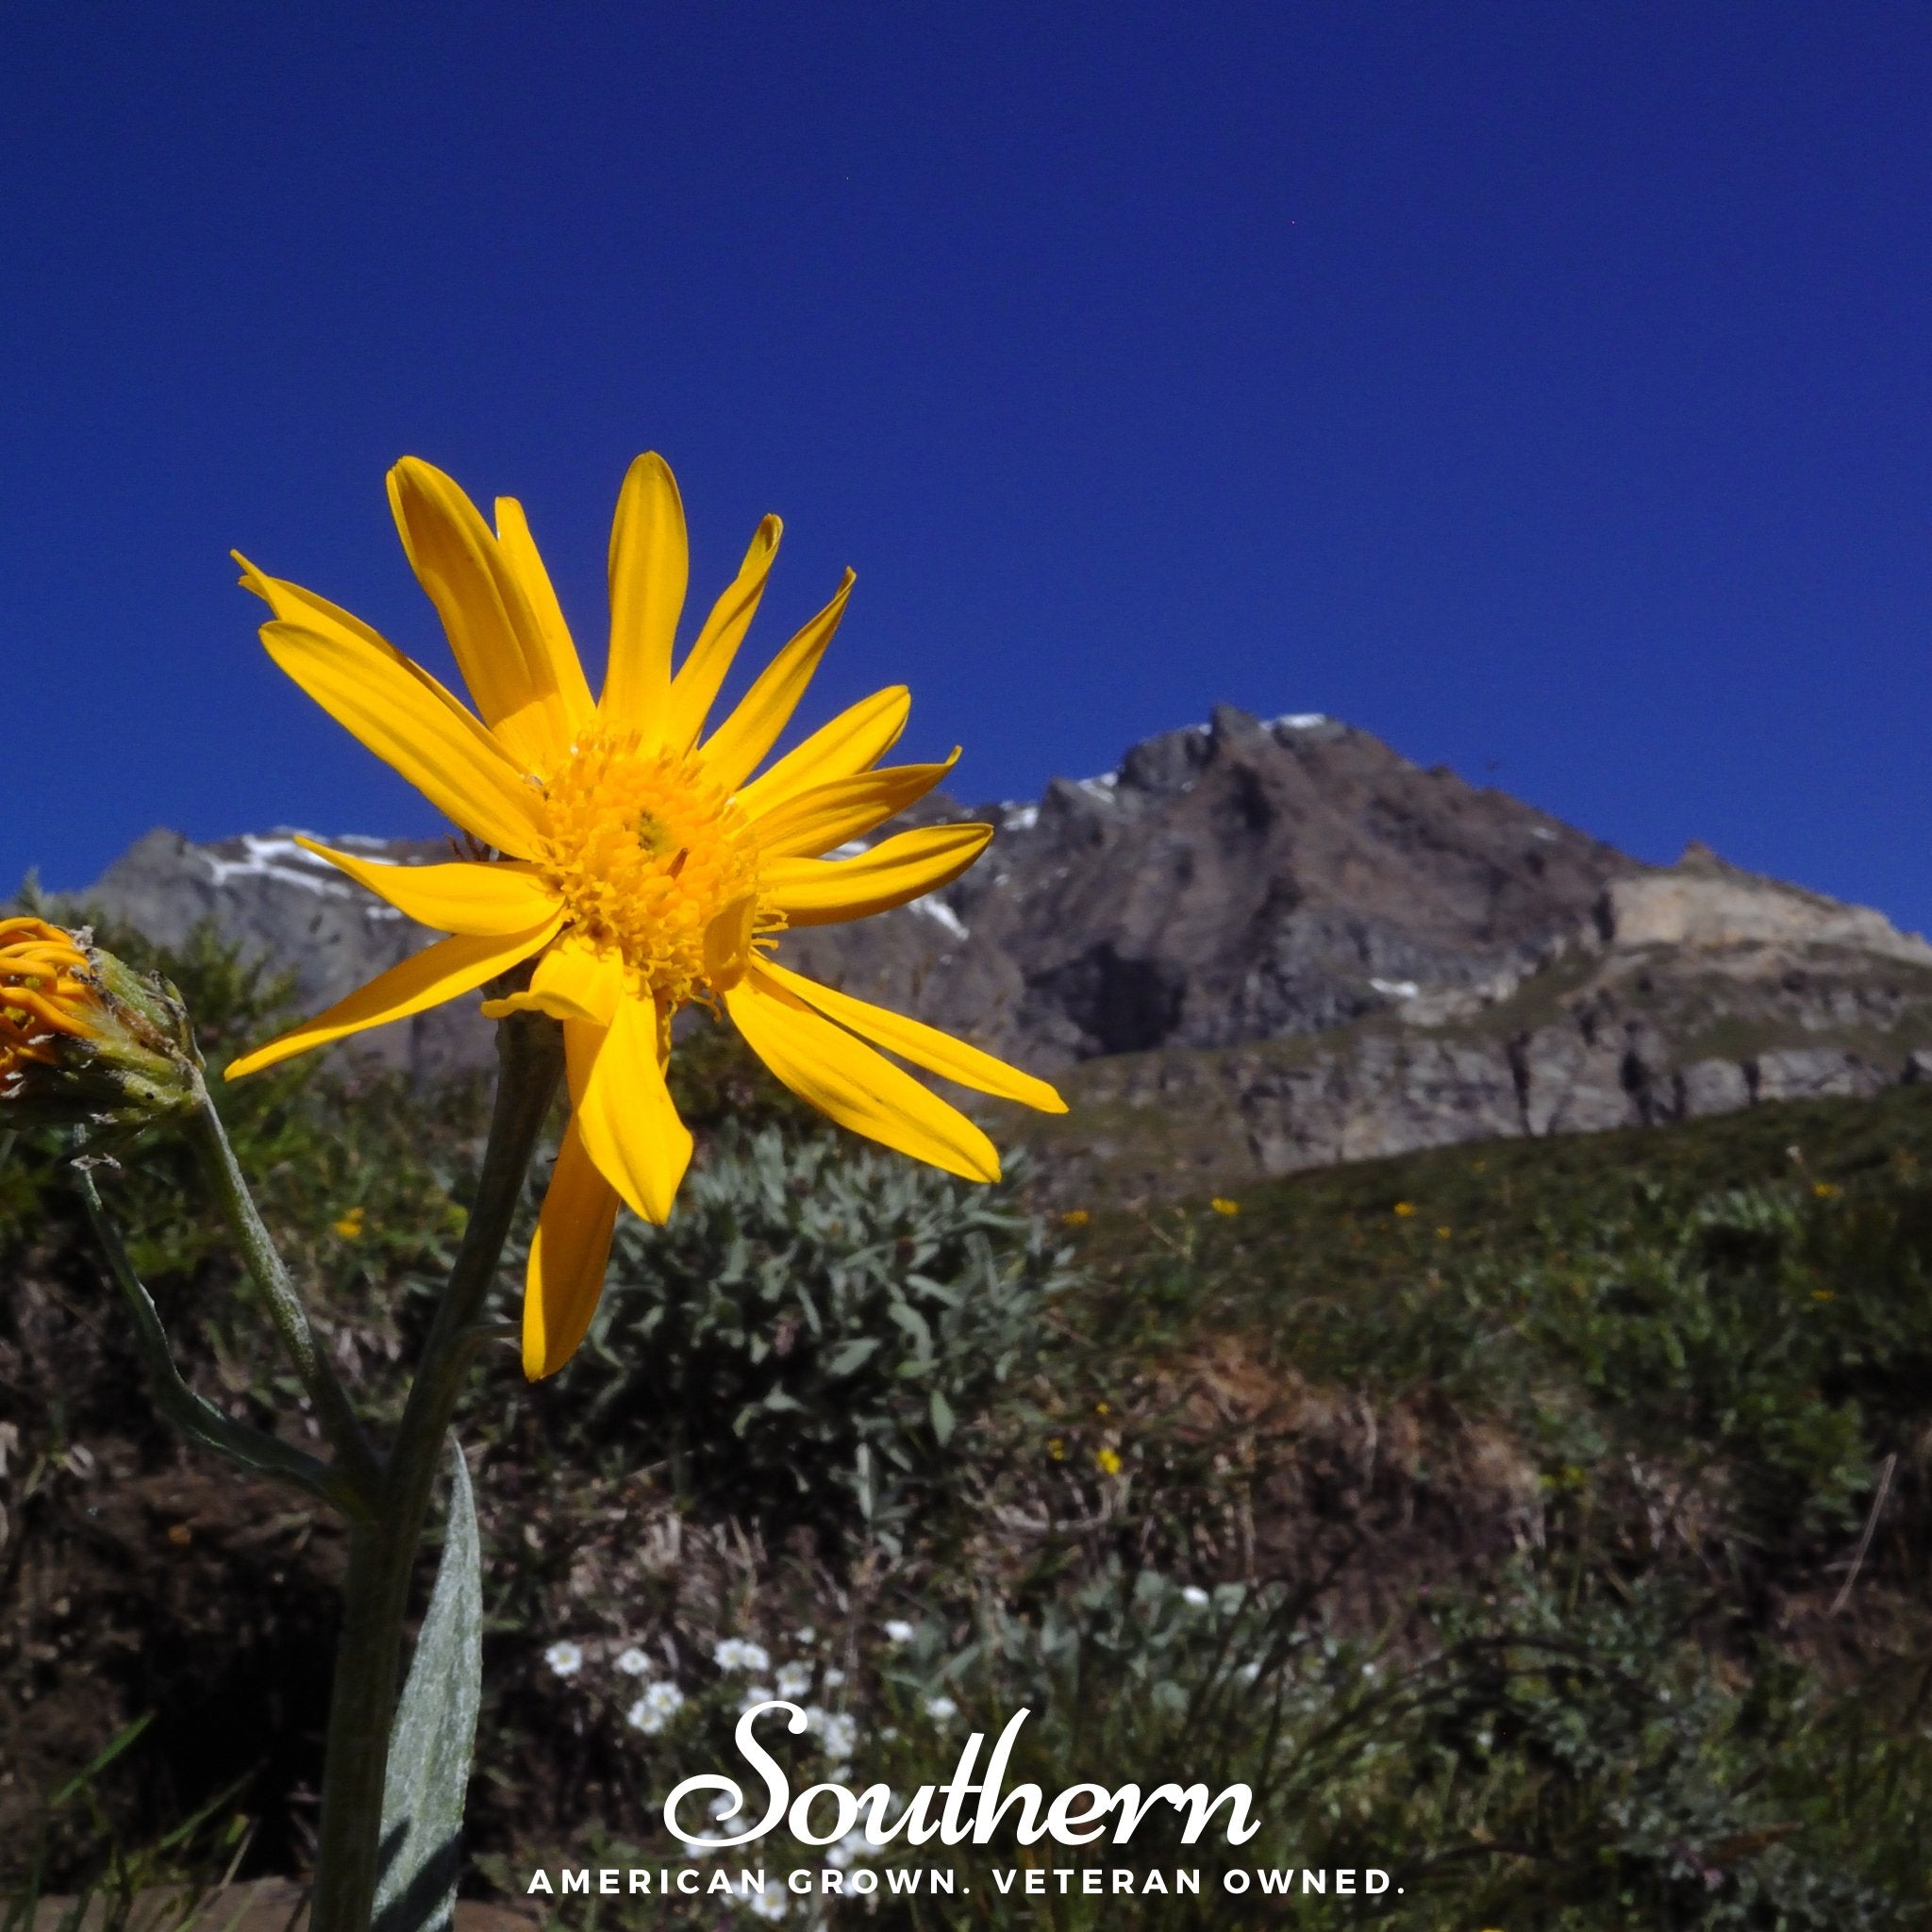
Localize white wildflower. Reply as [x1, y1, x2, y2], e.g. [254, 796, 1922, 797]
[882, 1619, 915, 1645]
[821, 1666, 847, 1689]
[1180, 1585, 1211, 1608]
[775, 1661, 813, 1699]
[739, 1685, 779, 1715]
[614, 1646, 652, 1677]
[543, 1641, 585, 1678]
[625, 1680, 686, 1735]
[924, 1695, 958, 1724]
[746, 1889, 787, 1922]
[793, 1625, 817, 1645]
[714, 1638, 773, 1674]
[825, 1826, 874, 1869]
[819, 1711, 858, 1760]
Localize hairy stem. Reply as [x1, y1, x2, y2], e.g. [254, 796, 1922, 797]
[308, 1011, 562, 1932]
[187, 1090, 383, 1502]
[76, 1163, 359, 1517]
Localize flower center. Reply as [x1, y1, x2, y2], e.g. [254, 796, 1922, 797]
[536, 729, 775, 1009]
[0, 919, 97, 1091]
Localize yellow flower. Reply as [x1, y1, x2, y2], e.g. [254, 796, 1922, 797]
[1811, 1181, 1842, 1200]
[1, 919, 198, 1128]
[334, 1207, 366, 1240]
[1391, 1201, 1417, 1219]
[0, 919, 97, 1085]
[1094, 1446, 1123, 1475]
[1208, 1196, 1240, 1216]
[1060, 1208, 1091, 1227]
[225, 455, 1066, 1378]
[1046, 1436, 1067, 1461]
[1435, 1224, 1452, 1241]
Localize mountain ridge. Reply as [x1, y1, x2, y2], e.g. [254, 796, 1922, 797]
[38, 708, 1932, 1189]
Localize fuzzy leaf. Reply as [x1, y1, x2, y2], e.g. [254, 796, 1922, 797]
[375, 1439, 481, 1932]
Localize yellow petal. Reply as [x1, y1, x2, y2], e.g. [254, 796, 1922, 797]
[724, 973, 1000, 1182]
[573, 993, 692, 1224]
[733, 686, 909, 824]
[744, 753, 959, 859]
[751, 959, 1066, 1113]
[664, 515, 782, 753]
[386, 458, 582, 773]
[236, 552, 408, 658]
[253, 614, 547, 858]
[493, 495, 595, 740]
[293, 838, 562, 936]
[224, 914, 563, 1079]
[764, 823, 991, 926]
[478, 936, 624, 1026]
[524, 1121, 621, 1379]
[600, 453, 688, 741]
[698, 571, 855, 793]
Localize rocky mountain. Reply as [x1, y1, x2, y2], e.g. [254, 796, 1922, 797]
[41, 708, 1932, 1191]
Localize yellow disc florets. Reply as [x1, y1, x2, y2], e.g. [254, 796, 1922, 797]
[537, 728, 776, 1010]
[0, 918, 99, 1090]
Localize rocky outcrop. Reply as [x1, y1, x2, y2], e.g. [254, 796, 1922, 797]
[38, 709, 1932, 1189]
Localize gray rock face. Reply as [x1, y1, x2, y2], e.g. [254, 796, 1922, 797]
[39, 710, 1932, 1187]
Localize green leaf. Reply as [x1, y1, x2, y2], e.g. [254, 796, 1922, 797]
[929, 1388, 956, 1445]
[375, 1438, 481, 1932]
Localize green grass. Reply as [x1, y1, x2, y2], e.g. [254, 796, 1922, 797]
[9, 925, 1932, 1924]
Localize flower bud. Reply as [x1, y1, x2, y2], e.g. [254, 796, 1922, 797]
[0, 918, 202, 1131]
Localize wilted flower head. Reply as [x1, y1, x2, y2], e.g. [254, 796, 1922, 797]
[0, 920, 199, 1131]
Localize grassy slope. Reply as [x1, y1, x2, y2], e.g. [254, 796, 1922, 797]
[8, 926, 1932, 1924]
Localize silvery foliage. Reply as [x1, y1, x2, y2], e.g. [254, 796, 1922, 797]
[560, 1124, 1073, 1542]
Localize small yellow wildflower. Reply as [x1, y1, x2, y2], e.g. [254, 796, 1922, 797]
[1046, 1437, 1067, 1461]
[1209, 1196, 1241, 1217]
[334, 1207, 366, 1240]
[1392, 1201, 1417, 1219]
[1811, 1289, 1835, 1302]
[1060, 1208, 1091, 1227]
[1094, 1400, 1111, 1416]
[1095, 1446, 1123, 1476]
[1435, 1224, 1452, 1241]
[1812, 1181, 1842, 1200]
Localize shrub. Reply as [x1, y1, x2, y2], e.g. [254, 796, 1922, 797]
[525, 1124, 1075, 1547]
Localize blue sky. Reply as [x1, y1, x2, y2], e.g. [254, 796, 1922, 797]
[7, 5, 1931, 930]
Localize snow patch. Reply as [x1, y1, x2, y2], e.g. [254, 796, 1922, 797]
[1369, 977, 1421, 1000]
[912, 897, 970, 941]
[1075, 772, 1119, 804]
[1530, 826, 1557, 842]
[1000, 803, 1040, 832]
[1273, 712, 1330, 731]
[198, 834, 353, 898]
